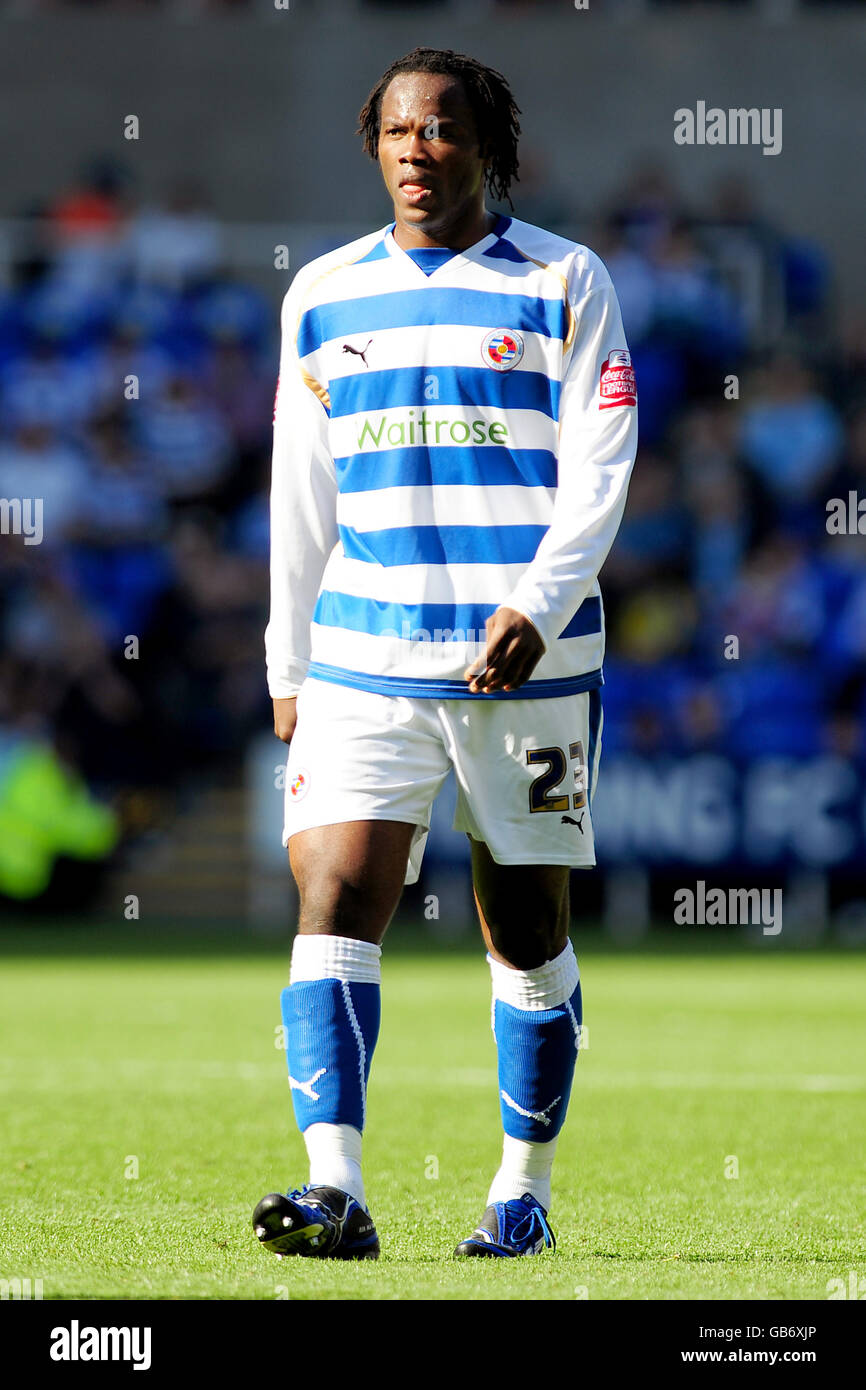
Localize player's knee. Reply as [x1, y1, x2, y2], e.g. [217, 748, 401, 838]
[295, 869, 390, 940]
[480, 891, 564, 965]
[297, 874, 362, 934]
[487, 923, 568, 971]
[477, 877, 569, 968]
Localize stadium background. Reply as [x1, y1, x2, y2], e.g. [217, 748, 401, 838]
[1, 1, 865, 1307]
[1, 1, 864, 938]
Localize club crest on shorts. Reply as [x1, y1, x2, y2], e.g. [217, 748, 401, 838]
[288, 768, 310, 802]
[481, 328, 524, 371]
[599, 348, 637, 408]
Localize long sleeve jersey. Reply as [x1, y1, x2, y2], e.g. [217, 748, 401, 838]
[265, 212, 638, 701]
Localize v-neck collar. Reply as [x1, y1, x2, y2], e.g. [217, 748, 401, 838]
[384, 213, 510, 280]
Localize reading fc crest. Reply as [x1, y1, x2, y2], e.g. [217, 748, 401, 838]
[288, 769, 310, 803]
[481, 329, 524, 371]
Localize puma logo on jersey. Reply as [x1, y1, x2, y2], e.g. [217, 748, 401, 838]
[342, 338, 373, 367]
[289, 1067, 327, 1101]
[562, 813, 585, 833]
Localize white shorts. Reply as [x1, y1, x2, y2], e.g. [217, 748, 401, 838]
[283, 677, 603, 885]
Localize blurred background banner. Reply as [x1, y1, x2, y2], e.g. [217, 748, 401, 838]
[0, 1, 864, 936]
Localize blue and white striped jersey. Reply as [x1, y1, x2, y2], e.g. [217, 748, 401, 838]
[266, 213, 637, 701]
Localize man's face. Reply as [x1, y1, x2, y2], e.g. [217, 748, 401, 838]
[377, 72, 488, 241]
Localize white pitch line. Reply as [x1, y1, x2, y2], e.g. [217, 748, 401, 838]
[372, 1067, 866, 1094]
[0, 1061, 863, 1094]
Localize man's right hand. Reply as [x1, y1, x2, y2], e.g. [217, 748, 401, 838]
[273, 697, 298, 743]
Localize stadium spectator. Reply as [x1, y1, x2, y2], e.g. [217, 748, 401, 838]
[739, 355, 843, 502]
[128, 179, 223, 289]
[0, 423, 90, 545]
[132, 371, 233, 500]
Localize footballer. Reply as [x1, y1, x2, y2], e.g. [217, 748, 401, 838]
[253, 47, 637, 1260]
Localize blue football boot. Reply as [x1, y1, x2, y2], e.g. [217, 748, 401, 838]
[252, 1184, 380, 1260]
[454, 1192, 556, 1257]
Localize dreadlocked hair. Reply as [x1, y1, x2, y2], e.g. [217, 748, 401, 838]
[357, 47, 521, 208]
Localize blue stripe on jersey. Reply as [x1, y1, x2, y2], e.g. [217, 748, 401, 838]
[334, 445, 558, 493]
[306, 662, 604, 701]
[298, 289, 567, 357]
[312, 590, 602, 640]
[314, 591, 496, 637]
[338, 523, 548, 568]
[329, 365, 560, 421]
[483, 238, 534, 265]
[558, 596, 602, 638]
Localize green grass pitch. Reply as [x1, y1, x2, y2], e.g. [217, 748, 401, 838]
[0, 925, 864, 1301]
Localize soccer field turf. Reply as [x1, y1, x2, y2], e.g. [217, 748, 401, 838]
[1, 926, 863, 1301]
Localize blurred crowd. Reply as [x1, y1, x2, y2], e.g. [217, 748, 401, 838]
[0, 163, 274, 834]
[566, 166, 866, 765]
[0, 154, 864, 888]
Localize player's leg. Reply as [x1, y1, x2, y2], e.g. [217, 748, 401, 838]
[446, 690, 598, 1255]
[255, 679, 447, 1259]
[290, 818, 415, 944]
[458, 845, 580, 1255]
[471, 844, 570, 969]
[255, 819, 415, 1260]
[283, 818, 413, 1197]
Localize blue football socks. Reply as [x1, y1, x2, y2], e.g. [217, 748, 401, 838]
[280, 934, 382, 1205]
[487, 941, 582, 1209]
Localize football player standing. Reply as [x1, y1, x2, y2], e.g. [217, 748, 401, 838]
[254, 47, 637, 1260]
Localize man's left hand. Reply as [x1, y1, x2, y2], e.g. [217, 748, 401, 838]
[464, 607, 545, 694]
